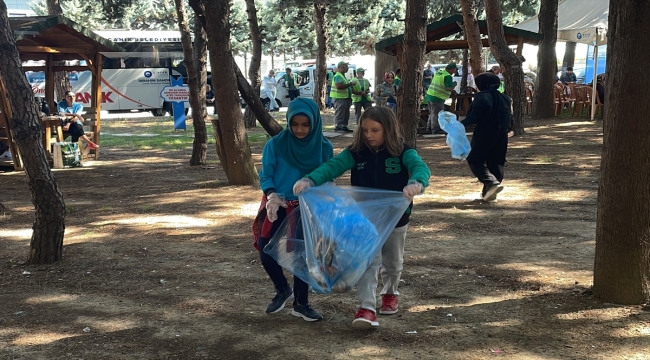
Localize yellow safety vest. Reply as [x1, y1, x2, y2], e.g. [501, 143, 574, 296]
[351, 78, 372, 103]
[330, 72, 351, 99]
[426, 69, 453, 100]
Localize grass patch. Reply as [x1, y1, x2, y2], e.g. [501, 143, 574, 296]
[101, 115, 275, 151]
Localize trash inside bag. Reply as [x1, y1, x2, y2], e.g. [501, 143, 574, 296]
[438, 111, 471, 160]
[264, 184, 412, 294]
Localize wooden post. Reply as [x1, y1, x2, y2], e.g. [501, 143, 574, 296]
[91, 52, 102, 159]
[45, 54, 55, 110]
[516, 36, 524, 56]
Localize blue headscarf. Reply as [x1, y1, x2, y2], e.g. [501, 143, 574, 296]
[272, 98, 331, 173]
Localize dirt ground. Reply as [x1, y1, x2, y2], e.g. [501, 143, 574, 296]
[1, 115, 649, 360]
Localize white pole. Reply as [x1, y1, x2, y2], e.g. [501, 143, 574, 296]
[590, 30, 599, 120]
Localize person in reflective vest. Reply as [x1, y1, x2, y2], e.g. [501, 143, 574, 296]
[331, 61, 357, 133]
[351, 68, 373, 123]
[279, 68, 301, 100]
[425, 63, 457, 134]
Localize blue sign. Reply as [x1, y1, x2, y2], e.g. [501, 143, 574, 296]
[164, 76, 188, 130]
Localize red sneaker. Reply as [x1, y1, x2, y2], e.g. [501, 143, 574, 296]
[352, 309, 379, 329]
[379, 294, 398, 315]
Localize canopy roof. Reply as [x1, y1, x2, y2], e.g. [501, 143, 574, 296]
[514, 0, 608, 45]
[10, 15, 123, 61]
[375, 14, 543, 56]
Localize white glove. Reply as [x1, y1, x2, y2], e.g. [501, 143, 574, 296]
[403, 181, 423, 199]
[293, 178, 315, 195]
[265, 192, 287, 222]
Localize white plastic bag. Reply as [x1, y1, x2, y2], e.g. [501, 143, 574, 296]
[438, 111, 471, 160]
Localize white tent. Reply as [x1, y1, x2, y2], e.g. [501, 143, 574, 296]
[515, 0, 609, 119]
[515, 0, 608, 46]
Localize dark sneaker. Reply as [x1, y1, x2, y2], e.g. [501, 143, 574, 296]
[352, 309, 379, 329]
[291, 304, 323, 322]
[265, 289, 294, 314]
[482, 184, 504, 202]
[335, 126, 353, 133]
[379, 294, 398, 315]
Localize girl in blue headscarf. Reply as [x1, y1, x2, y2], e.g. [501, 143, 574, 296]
[252, 98, 333, 322]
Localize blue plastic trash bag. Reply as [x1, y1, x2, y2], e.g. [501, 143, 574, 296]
[438, 111, 471, 160]
[264, 184, 411, 294]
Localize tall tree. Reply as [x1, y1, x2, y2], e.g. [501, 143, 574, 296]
[396, 0, 427, 148]
[593, 0, 650, 305]
[173, 0, 208, 165]
[313, 0, 328, 110]
[561, 41, 576, 70]
[460, 0, 484, 78]
[484, 0, 526, 135]
[202, 0, 259, 185]
[0, 1, 66, 264]
[531, 0, 558, 119]
[243, 0, 263, 129]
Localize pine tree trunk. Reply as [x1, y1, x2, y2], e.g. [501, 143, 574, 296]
[562, 41, 576, 71]
[532, 0, 558, 119]
[396, 0, 427, 148]
[0, 3, 65, 264]
[174, 0, 207, 166]
[191, 12, 209, 165]
[593, 0, 650, 305]
[202, 0, 259, 185]
[313, 0, 328, 110]
[484, 0, 526, 136]
[460, 0, 484, 78]
[243, 0, 262, 129]
[460, 48, 469, 93]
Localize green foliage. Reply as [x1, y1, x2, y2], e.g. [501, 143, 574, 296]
[31, 0, 181, 29]
[31, 0, 541, 59]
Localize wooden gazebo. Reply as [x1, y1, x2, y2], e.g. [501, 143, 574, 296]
[374, 14, 544, 85]
[2, 15, 122, 167]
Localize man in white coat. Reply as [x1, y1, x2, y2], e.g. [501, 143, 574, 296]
[263, 70, 280, 111]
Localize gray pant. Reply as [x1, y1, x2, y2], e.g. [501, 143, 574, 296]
[357, 225, 408, 312]
[427, 101, 445, 131]
[334, 98, 352, 129]
[353, 100, 372, 123]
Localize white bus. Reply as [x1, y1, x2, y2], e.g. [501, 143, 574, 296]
[27, 30, 190, 116]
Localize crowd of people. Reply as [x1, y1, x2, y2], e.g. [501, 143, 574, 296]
[252, 68, 513, 328]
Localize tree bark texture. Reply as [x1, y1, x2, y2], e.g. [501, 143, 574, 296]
[396, 0, 427, 148]
[484, 0, 526, 136]
[532, 0, 558, 119]
[174, 0, 208, 166]
[0, 3, 66, 264]
[561, 41, 576, 70]
[243, 0, 262, 129]
[593, 0, 650, 305]
[202, 0, 259, 185]
[460, 48, 469, 93]
[313, 0, 328, 110]
[191, 11, 209, 165]
[460, 0, 484, 78]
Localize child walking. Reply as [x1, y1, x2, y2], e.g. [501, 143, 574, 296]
[293, 106, 431, 328]
[252, 98, 334, 322]
[460, 72, 513, 202]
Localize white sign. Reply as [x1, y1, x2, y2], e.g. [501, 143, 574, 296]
[160, 85, 190, 102]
